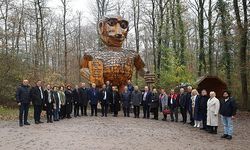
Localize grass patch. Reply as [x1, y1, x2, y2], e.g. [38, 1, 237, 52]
[0, 105, 34, 121]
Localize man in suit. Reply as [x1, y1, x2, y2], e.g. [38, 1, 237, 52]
[178, 88, 187, 123]
[186, 86, 194, 125]
[111, 86, 120, 117]
[131, 86, 142, 118]
[79, 82, 89, 116]
[100, 84, 110, 117]
[73, 85, 80, 117]
[44, 84, 54, 123]
[106, 81, 112, 113]
[16, 79, 31, 127]
[30, 80, 44, 124]
[88, 83, 100, 116]
[142, 86, 151, 119]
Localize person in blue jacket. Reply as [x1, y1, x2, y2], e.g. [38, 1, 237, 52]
[220, 91, 237, 140]
[16, 79, 31, 127]
[88, 83, 100, 116]
[121, 86, 131, 117]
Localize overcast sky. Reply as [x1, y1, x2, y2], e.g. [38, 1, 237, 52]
[47, 0, 95, 24]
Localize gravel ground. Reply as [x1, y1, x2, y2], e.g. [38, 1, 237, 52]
[0, 112, 249, 150]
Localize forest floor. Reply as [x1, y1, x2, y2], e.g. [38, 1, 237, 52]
[0, 109, 249, 150]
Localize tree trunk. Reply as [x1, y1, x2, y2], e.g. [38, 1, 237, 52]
[62, 0, 68, 83]
[218, 0, 231, 87]
[176, 0, 185, 65]
[198, 0, 206, 76]
[156, 0, 165, 80]
[133, 0, 140, 84]
[151, 0, 157, 74]
[233, 0, 249, 110]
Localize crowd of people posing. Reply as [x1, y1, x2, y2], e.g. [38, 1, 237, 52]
[16, 79, 237, 140]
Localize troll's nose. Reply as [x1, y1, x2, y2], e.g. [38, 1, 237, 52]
[115, 34, 122, 38]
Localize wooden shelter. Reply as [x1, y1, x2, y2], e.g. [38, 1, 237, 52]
[195, 75, 227, 99]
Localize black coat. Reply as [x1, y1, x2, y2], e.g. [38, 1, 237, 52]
[44, 90, 54, 111]
[30, 86, 44, 106]
[178, 93, 186, 108]
[73, 89, 80, 105]
[150, 93, 159, 109]
[142, 91, 152, 106]
[185, 92, 192, 111]
[100, 89, 111, 105]
[197, 95, 209, 115]
[79, 88, 89, 106]
[220, 97, 237, 117]
[44, 90, 54, 104]
[65, 89, 73, 114]
[16, 84, 31, 104]
[168, 94, 178, 109]
[44, 90, 55, 105]
[111, 91, 121, 111]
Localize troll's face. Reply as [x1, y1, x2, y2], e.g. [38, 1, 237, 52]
[98, 16, 129, 47]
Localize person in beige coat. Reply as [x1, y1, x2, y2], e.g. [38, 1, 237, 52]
[207, 91, 220, 134]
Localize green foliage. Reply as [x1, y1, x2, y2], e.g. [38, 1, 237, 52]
[157, 47, 195, 91]
[0, 53, 29, 104]
[0, 52, 66, 106]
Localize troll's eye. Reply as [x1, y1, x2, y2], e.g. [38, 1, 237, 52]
[120, 20, 128, 29]
[107, 18, 118, 26]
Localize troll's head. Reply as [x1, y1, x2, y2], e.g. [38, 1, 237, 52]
[98, 16, 129, 47]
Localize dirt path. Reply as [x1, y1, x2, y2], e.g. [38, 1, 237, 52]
[0, 113, 249, 150]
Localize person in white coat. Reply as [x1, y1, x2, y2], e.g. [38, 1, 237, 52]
[207, 91, 220, 134]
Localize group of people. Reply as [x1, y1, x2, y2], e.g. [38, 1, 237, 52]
[16, 79, 237, 140]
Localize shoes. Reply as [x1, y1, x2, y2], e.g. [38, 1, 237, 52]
[38, 121, 44, 123]
[19, 124, 23, 127]
[24, 122, 30, 125]
[188, 122, 194, 126]
[162, 118, 166, 121]
[221, 134, 228, 138]
[35, 121, 39, 124]
[225, 135, 232, 140]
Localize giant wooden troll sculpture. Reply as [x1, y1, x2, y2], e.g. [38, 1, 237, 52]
[80, 16, 145, 87]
